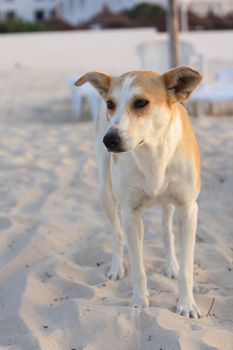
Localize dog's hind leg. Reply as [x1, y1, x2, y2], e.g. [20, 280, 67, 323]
[162, 204, 179, 279]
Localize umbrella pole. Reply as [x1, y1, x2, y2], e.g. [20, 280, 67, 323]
[167, 0, 180, 68]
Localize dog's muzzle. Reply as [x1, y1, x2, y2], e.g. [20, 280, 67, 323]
[103, 129, 127, 153]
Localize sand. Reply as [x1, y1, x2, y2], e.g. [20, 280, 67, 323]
[0, 68, 232, 350]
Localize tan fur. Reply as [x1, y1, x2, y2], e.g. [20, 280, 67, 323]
[75, 72, 112, 99]
[176, 104, 201, 193]
[163, 66, 203, 103]
[107, 71, 168, 113]
[101, 70, 201, 181]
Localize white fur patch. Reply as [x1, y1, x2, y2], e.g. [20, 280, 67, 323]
[109, 76, 136, 129]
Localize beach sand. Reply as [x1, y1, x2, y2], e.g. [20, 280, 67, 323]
[0, 68, 232, 350]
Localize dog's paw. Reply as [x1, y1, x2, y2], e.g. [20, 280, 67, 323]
[176, 299, 201, 319]
[107, 263, 125, 280]
[166, 260, 179, 279]
[129, 294, 149, 308]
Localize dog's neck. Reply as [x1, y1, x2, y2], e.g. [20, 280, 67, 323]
[130, 105, 183, 195]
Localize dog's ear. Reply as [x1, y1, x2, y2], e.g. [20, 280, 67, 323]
[74, 72, 112, 99]
[162, 66, 202, 103]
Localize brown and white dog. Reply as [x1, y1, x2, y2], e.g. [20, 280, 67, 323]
[75, 66, 202, 318]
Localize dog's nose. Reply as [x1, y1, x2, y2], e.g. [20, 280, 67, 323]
[103, 130, 121, 151]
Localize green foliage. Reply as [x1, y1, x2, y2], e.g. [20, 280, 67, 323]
[123, 3, 166, 22]
[0, 18, 49, 33]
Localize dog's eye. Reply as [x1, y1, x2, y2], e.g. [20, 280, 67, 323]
[134, 99, 149, 109]
[106, 100, 115, 110]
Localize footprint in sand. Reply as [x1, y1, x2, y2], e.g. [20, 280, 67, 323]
[23, 182, 57, 213]
[73, 245, 111, 268]
[0, 216, 12, 230]
[0, 190, 17, 210]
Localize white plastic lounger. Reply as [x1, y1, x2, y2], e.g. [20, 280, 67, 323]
[68, 74, 101, 120]
[136, 39, 203, 73]
[189, 67, 233, 115]
[191, 68, 233, 102]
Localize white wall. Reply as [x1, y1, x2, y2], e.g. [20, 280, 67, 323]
[0, 28, 157, 73]
[0, 28, 232, 79]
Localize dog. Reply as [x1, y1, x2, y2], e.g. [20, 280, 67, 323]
[75, 66, 202, 319]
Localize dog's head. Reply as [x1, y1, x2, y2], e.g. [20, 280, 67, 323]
[75, 67, 202, 153]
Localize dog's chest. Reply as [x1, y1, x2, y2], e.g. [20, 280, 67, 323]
[110, 151, 178, 208]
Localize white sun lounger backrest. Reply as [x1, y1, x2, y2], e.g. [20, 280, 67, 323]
[136, 39, 203, 73]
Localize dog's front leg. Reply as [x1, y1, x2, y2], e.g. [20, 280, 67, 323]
[176, 202, 201, 319]
[122, 208, 149, 307]
[99, 180, 124, 281]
